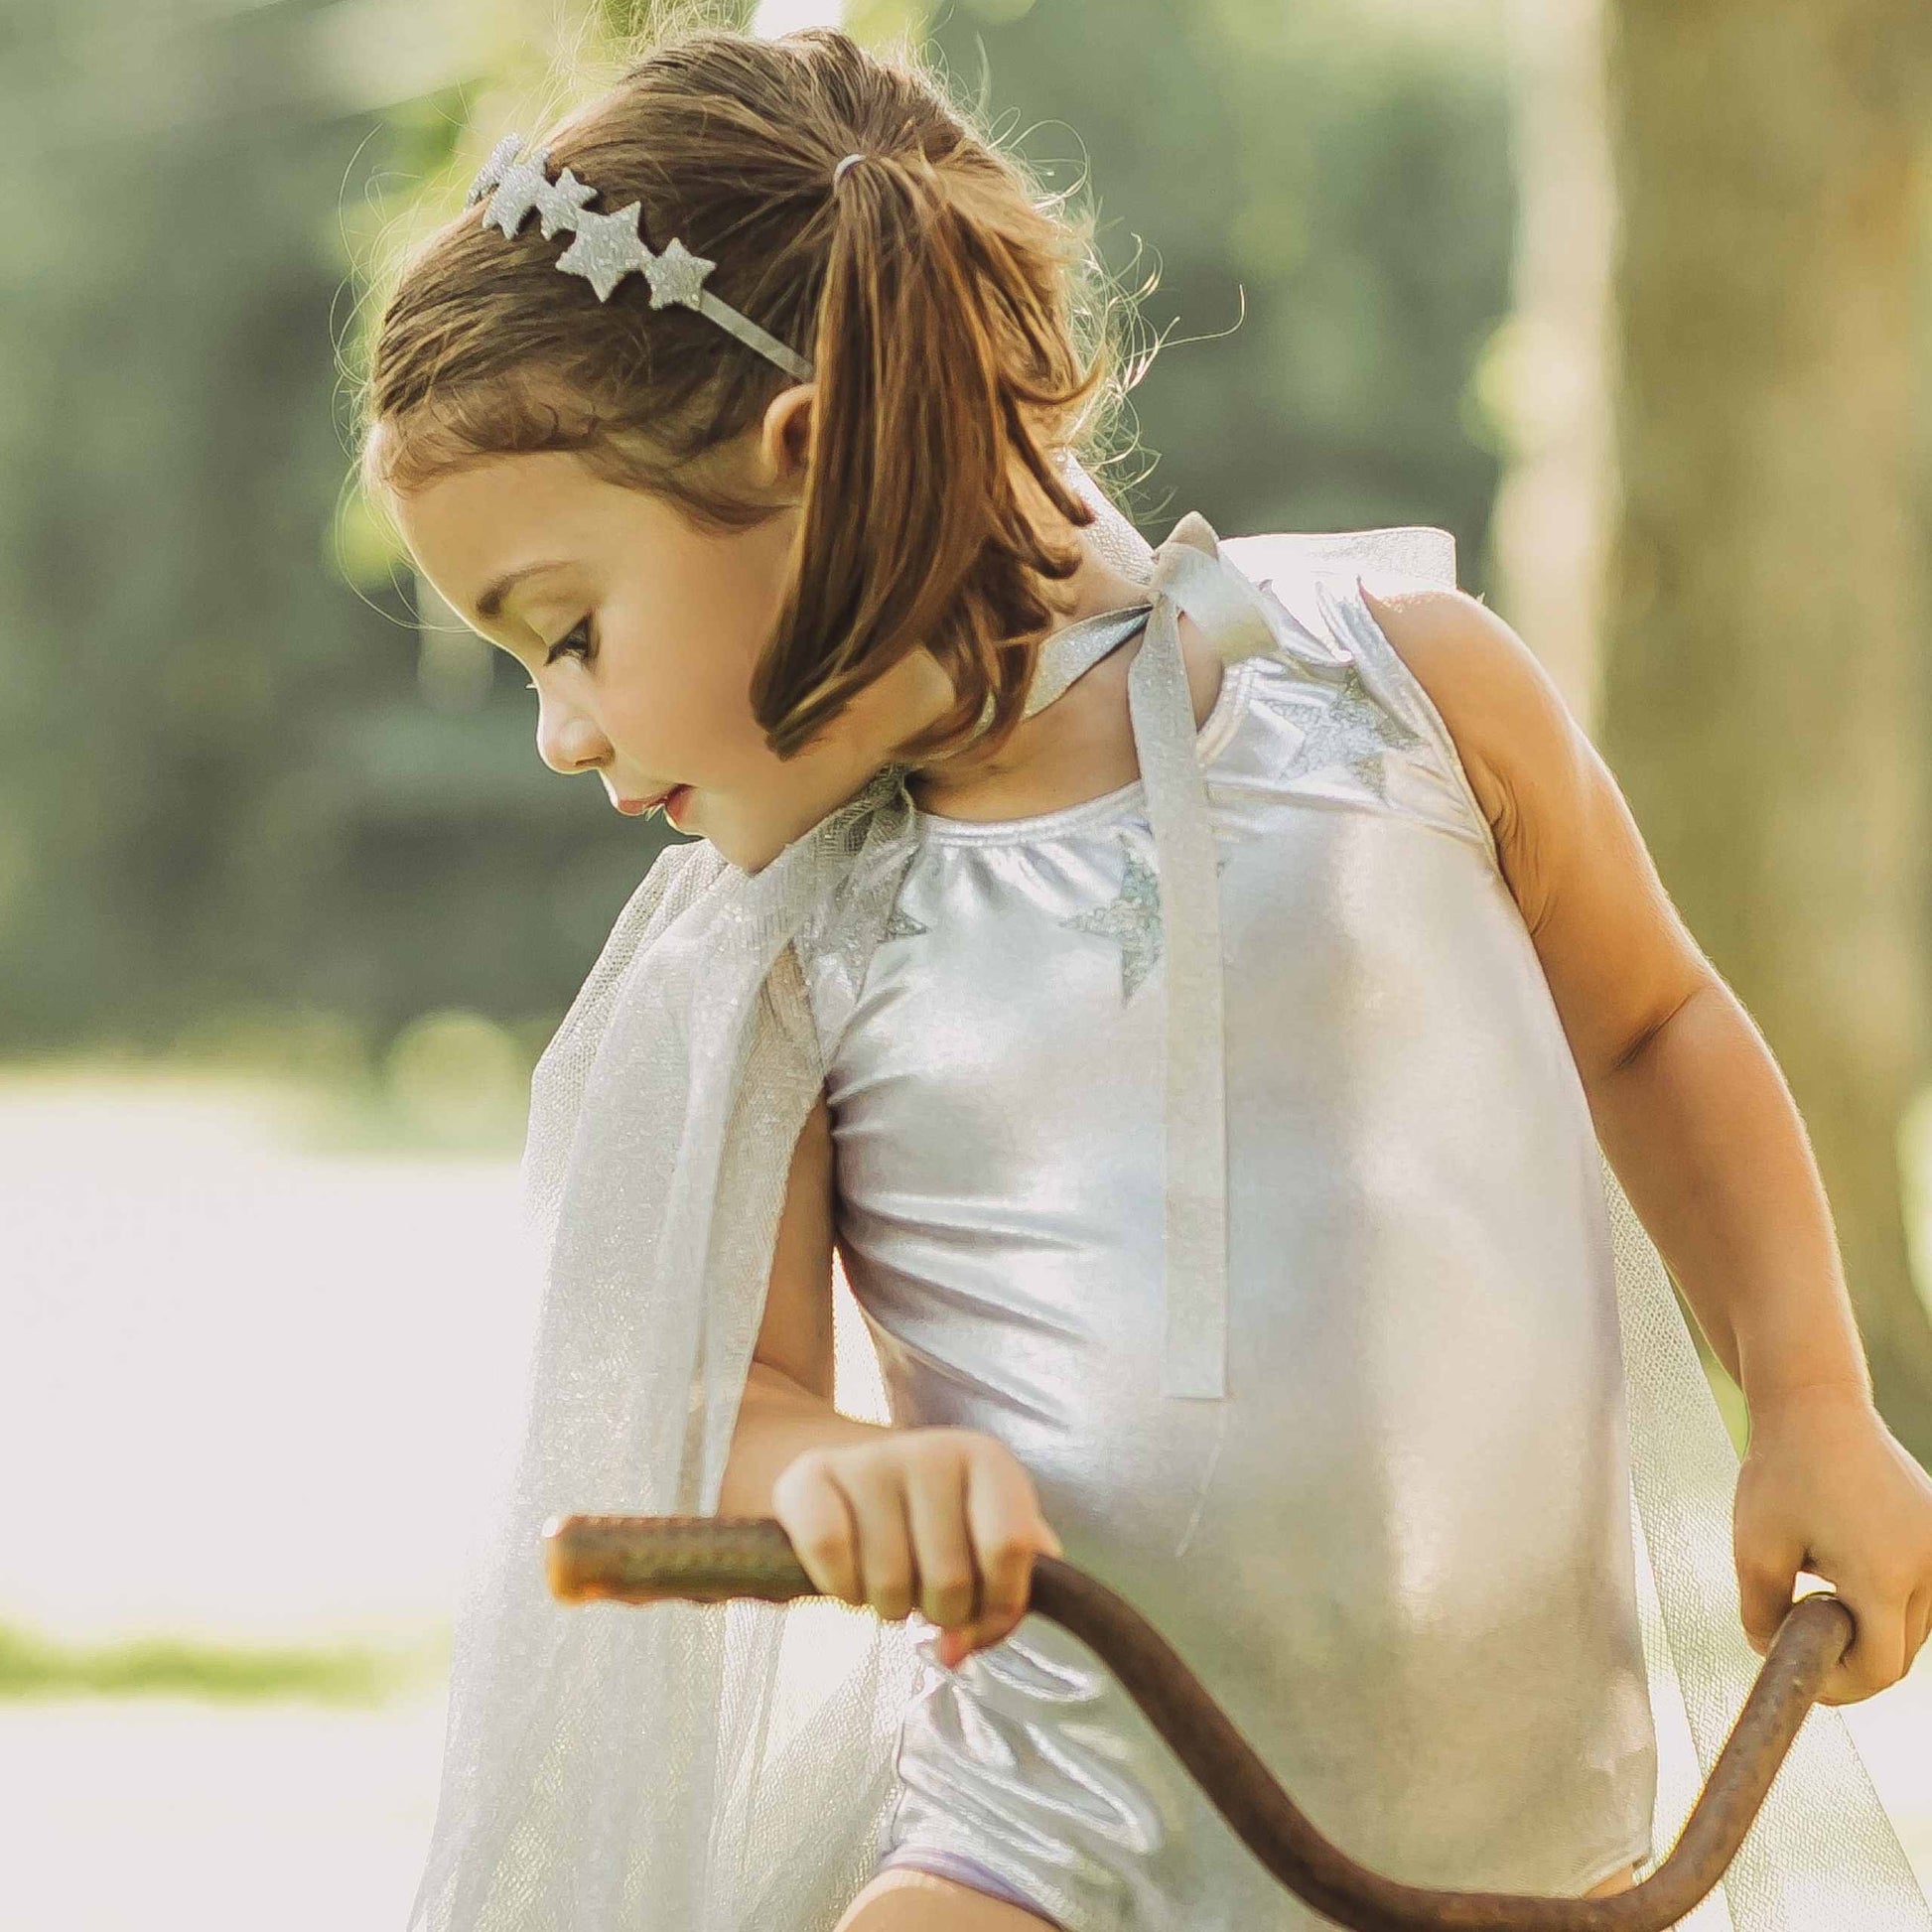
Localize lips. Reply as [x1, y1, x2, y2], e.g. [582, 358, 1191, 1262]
[616, 785, 691, 822]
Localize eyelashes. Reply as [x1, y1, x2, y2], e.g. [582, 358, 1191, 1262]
[524, 618, 595, 689]
[543, 618, 595, 667]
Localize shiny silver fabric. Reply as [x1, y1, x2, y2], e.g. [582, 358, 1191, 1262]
[801, 582, 1659, 1928]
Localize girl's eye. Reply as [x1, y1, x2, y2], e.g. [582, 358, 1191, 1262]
[543, 618, 595, 667]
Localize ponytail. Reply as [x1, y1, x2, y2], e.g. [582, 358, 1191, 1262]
[751, 136, 1110, 765]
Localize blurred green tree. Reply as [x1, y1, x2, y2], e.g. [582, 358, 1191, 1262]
[916, 0, 1514, 574]
[0, 0, 1515, 1071]
[0, 3, 665, 1062]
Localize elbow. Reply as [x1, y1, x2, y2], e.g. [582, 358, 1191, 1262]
[1595, 975, 1721, 1083]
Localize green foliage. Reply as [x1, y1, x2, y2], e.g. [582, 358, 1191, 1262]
[0, 1614, 444, 1707]
[922, 0, 1515, 573]
[0, 0, 1515, 1057]
[0, 22, 674, 1063]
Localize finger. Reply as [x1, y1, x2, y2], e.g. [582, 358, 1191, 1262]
[901, 1440, 979, 1635]
[1733, 1535, 1804, 1658]
[771, 1453, 862, 1607]
[1904, 1586, 1931, 1674]
[962, 1449, 1057, 1648]
[829, 1449, 917, 1624]
[1822, 1590, 1910, 1704]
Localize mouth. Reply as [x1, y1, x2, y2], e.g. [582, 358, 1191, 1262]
[615, 784, 693, 825]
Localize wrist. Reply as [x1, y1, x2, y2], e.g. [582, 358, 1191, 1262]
[1742, 1373, 1877, 1429]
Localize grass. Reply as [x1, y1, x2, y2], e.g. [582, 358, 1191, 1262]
[0, 1616, 448, 1707]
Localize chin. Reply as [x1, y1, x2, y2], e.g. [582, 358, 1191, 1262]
[726, 837, 784, 876]
[691, 814, 762, 875]
[698, 789, 846, 878]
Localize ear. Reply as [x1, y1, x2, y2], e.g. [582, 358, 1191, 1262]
[757, 382, 815, 491]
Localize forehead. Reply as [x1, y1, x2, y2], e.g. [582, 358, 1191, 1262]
[389, 449, 627, 620]
[392, 448, 598, 555]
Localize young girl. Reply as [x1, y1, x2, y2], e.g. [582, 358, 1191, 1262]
[361, 21, 1932, 1932]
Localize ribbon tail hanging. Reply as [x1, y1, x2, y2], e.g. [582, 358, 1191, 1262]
[1129, 513, 1287, 1399]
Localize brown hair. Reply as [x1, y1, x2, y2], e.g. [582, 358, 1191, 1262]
[356, 15, 1144, 766]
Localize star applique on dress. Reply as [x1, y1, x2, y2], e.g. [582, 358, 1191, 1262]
[1058, 836, 1230, 1005]
[1060, 835, 1162, 1002]
[812, 862, 928, 1000]
[1256, 664, 1428, 805]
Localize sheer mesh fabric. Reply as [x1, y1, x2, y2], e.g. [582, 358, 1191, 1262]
[1605, 1152, 1929, 1928]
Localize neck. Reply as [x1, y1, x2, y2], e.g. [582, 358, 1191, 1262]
[897, 534, 1153, 808]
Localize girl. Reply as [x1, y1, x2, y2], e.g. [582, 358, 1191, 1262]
[360, 20, 1932, 1932]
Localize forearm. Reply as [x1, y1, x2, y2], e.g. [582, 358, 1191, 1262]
[716, 1359, 897, 1517]
[1582, 977, 1872, 1412]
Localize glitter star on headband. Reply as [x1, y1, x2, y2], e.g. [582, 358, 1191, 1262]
[465, 132, 816, 383]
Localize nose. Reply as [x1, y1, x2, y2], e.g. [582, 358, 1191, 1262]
[535, 691, 610, 776]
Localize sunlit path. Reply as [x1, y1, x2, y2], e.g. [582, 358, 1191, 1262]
[0, 1692, 448, 1931]
[0, 1071, 536, 1644]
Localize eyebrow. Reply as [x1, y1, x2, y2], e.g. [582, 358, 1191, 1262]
[474, 558, 573, 625]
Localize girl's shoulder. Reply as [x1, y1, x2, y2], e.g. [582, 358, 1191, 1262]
[1218, 535, 1504, 876]
[1342, 574, 1647, 966]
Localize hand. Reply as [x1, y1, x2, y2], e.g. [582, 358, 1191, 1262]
[770, 1426, 1064, 1669]
[1733, 1381, 1932, 1703]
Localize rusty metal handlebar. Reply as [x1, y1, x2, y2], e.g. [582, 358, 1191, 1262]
[542, 1512, 1852, 1931]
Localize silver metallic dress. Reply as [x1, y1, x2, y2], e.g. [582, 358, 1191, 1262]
[799, 571, 1657, 1929]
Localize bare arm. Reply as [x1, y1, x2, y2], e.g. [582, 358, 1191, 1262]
[716, 1086, 892, 1519]
[1357, 581, 1864, 1405]
[715, 1083, 1064, 1664]
[1360, 583, 1932, 1700]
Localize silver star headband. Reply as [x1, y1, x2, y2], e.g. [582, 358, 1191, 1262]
[464, 132, 816, 383]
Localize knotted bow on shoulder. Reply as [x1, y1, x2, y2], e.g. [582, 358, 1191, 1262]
[792, 509, 1308, 1398]
[1090, 511, 1289, 1396]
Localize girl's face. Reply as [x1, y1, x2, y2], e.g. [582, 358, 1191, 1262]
[387, 388, 955, 874]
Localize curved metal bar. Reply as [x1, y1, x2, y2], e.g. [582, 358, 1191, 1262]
[543, 1513, 1854, 1931]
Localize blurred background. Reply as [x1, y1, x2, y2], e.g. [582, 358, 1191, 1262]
[3, 0, 1930, 1924]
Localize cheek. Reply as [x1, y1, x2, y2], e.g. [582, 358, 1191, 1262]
[600, 626, 770, 772]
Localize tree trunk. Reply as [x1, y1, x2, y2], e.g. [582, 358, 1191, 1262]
[1600, 0, 1932, 1456]
[1488, 0, 1618, 730]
